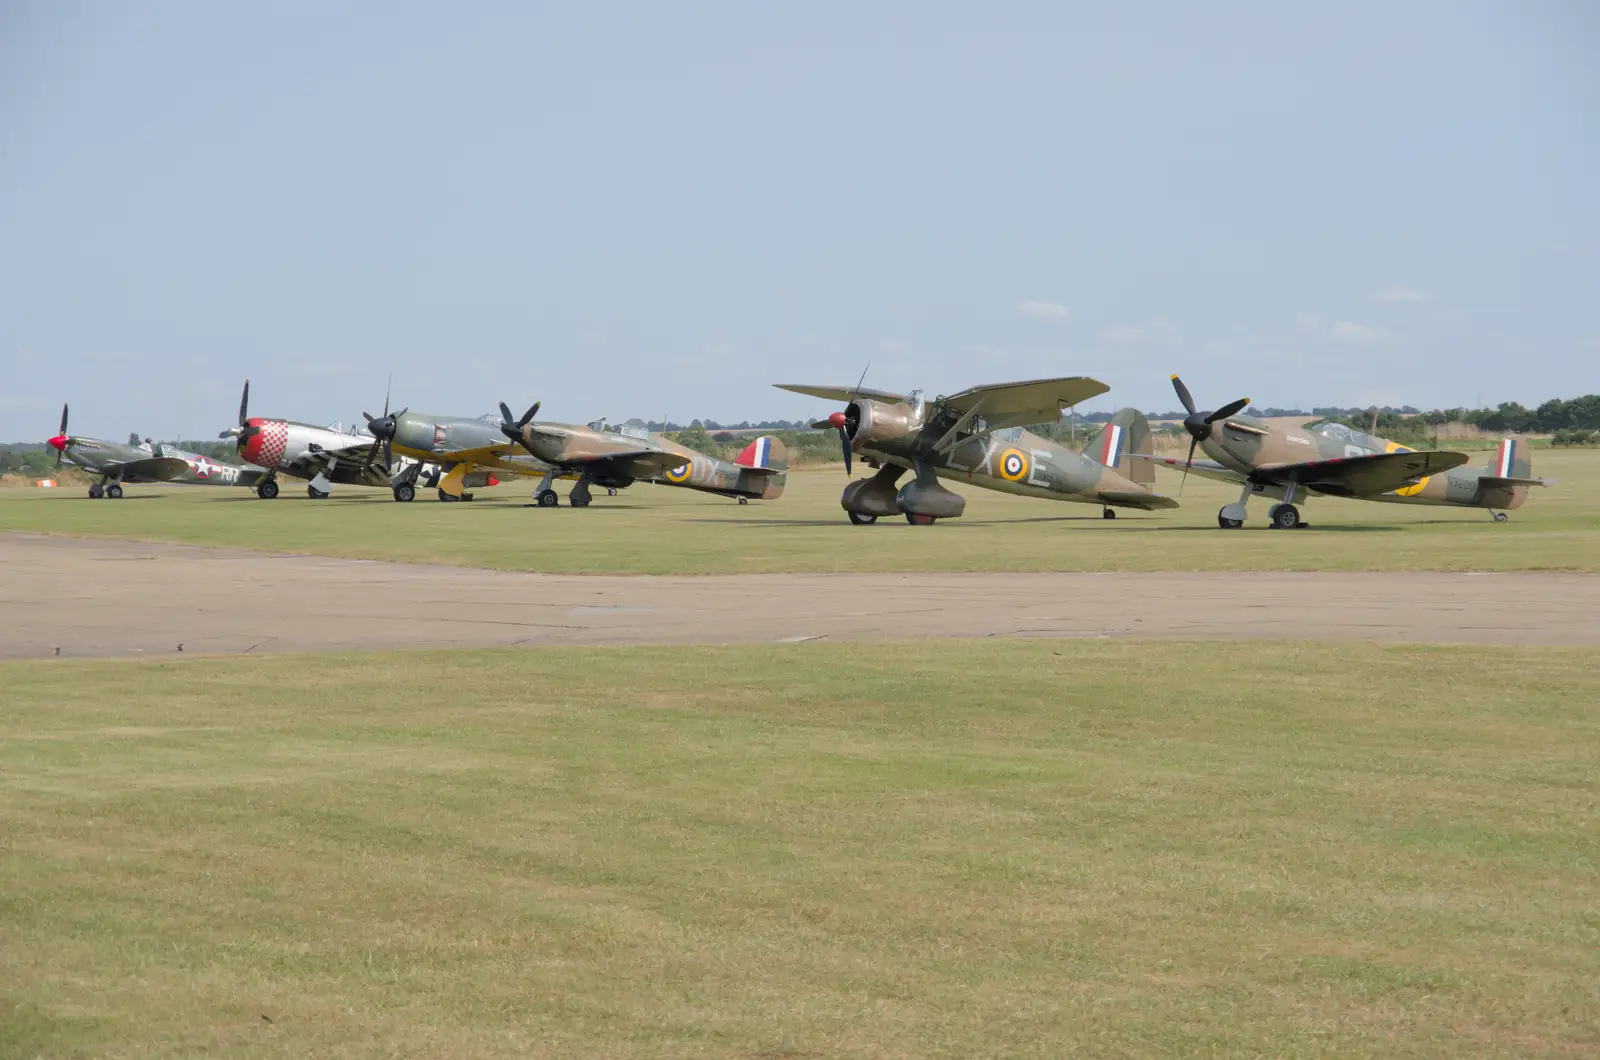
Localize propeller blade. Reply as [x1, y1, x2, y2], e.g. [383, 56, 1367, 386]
[362, 411, 375, 424]
[1180, 437, 1198, 495]
[1170, 374, 1196, 416]
[498, 402, 515, 426]
[839, 426, 852, 475]
[519, 402, 540, 427]
[59, 402, 68, 435]
[55, 448, 63, 468]
[1206, 397, 1251, 424]
[239, 379, 250, 427]
[383, 371, 391, 418]
[383, 439, 391, 472]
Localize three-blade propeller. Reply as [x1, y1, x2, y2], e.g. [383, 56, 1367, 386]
[1170, 374, 1250, 492]
[822, 361, 871, 475]
[51, 402, 69, 466]
[498, 400, 542, 460]
[220, 379, 262, 447]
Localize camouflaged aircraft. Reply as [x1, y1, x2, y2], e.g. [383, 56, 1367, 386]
[1135, 375, 1549, 528]
[360, 404, 547, 502]
[45, 404, 190, 498]
[774, 376, 1176, 524]
[497, 402, 787, 507]
[148, 440, 267, 489]
[219, 380, 398, 498]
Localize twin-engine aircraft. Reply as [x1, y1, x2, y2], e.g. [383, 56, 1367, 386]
[775, 376, 1175, 524]
[1139, 375, 1550, 528]
[497, 403, 787, 506]
[220, 380, 401, 499]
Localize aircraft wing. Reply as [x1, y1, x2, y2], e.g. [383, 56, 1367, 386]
[281, 440, 381, 476]
[1127, 453, 1246, 485]
[942, 376, 1110, 430]
[552, 449, 687, 479]
[773, 383, 912, 405]
[1097, 489, 1181, 510]
[432, 443, 550, 475]
[106, 455, 191, 483]
[1255, 450, 1470, 494]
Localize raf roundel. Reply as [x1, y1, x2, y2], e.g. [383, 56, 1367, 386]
[997, 447, 1029, 482]
[665, 461, 693, 484]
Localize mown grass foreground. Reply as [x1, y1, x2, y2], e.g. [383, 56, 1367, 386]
[0, 448, 1596, 574]
[4, 641, 1596, 1058]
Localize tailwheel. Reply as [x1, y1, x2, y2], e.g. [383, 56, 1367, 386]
[1493, 511, 1509, 523]
[536, 489, 560, 508]
[257, 479, 279, 499]
[847, 511, 877, 525]
[1268, 503, 1300, 530]
[393, 483, 415, 502]
[106, 484, 123, 499]
[1217, 507, 1244, 529]
[1102, 507, 1116, 520]
[904, 512, 938, 526]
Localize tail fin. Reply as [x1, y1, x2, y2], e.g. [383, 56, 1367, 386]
[735, 435, 787, 500]
[736, 435, 788, 472]
[1084, 408, 1155, 487]
[1486, 437, 1531, 480]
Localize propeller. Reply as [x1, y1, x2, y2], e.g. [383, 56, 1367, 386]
[497, 400, 542, 459]
[361, 377, 405, 471]
[1170, 374, 1250, 492]
[221, 379, 262, 447]
[49, 402, 69, 466]
[826, 361, 871, 475]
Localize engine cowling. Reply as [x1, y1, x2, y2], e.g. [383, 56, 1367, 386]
[844, 399, 919, 448]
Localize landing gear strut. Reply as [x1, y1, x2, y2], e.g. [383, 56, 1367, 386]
[568, 476, 593, 508]
[308, 485, 330, 499]
[1267, 482, 1304, 529]
[88, 483, 104, 499]
[531, 468, 560, 508]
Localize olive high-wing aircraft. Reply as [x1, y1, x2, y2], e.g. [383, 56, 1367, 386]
[46, 404, 190, 498]
[362, 406, 553, 502]
[496, 402, 787, 506]
[1135, 375, 1546, 528]
[219, 380, 397, 498]
[774, 376, 1175, 524]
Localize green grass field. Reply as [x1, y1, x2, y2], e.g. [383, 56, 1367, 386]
[1, 449, 1596, 574]
[3, 641, 1596, 1058]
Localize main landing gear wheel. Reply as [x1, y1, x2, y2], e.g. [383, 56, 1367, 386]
[87, 484, 104, 499]
[105, 484, 123, 499]
[437, 489, 458, 502]
[847, 511, 877, 526]
[1217, 508, 1244, 529]
[1102, 507, 1116, 520]
[569, 493, 591, 508]
[308, 485, 330, 500]
[1493, 511, 1509, 523]
[904, 512, 938, 526]
[393, 483, 416, 502]
[738, 497, 749, 505]
[257, 479, 279, 499]
[536, 489, 560, 508]
[1268, 503, 1301, 530]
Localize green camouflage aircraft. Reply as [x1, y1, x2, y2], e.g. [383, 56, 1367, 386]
[1136, 375, 1550, 528]
[774, 376, 1175, 524]
[46, 403, 191, 497]
[362, 404, 554, 501]
[148, 441, 268, 489]
[497, 402, 787, 507]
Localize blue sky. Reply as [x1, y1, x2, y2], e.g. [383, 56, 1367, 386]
[2, 1, 1596, 439]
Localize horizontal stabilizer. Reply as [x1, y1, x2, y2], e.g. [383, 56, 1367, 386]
[1480, 476, 1552, 488]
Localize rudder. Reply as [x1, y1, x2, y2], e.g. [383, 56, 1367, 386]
[1487, 437, 1531, 480]
[735, 435, 787, 500]
[1085, 408, 1155, 486]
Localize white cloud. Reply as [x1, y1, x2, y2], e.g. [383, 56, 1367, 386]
[877, 338, 912, 355]
[1373, 286, 1430, 304]
[1017, 300, 1071, 321]
[1330, 321, 1391, 345]
[1100, 318, 1183, 348]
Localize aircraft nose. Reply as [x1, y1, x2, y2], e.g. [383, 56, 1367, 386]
[47, 434, 68, 451]
[827, 412, 846, 429]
